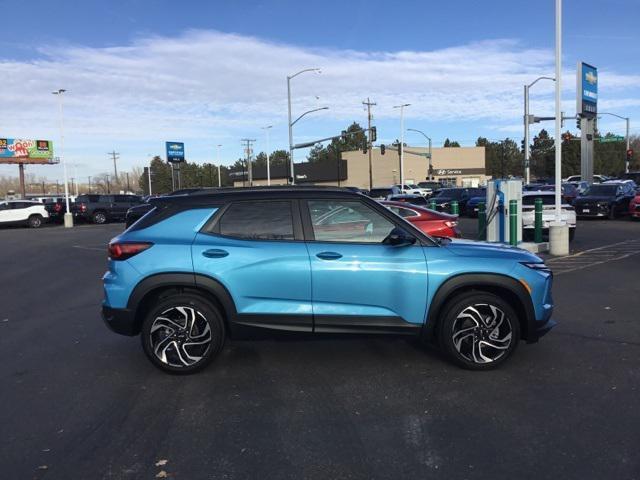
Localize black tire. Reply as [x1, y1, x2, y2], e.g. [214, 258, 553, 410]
[569, 228, 576, 242]
[608, 206, 616, 220]
[28, 214, 43, 228]
[140, 293, 225, 374]
[438, 292, 520, 370]
[92, 211, 107, 224]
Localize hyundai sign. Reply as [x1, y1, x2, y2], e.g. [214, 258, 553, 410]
[577, 62, 597, 117]
[166, 141, 185, 163]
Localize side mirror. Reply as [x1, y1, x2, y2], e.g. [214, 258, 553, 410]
[383, 227, 416, 247]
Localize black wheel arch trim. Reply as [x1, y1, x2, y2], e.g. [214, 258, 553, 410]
[126, 272, 238, 335]
[422, 273, 537, 342]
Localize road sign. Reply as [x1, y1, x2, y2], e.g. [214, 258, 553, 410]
[576, 62, 597, 118]
[165, 141, 185, 163]
[598, 136, 624, 143]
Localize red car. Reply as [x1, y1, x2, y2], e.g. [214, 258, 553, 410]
[630, 191, 640, 219]
[381, 201, 461, 238]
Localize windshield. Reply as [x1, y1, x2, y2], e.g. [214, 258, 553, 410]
[584, 184, 618, 196]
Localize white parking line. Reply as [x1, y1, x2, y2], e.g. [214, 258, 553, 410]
[547, 239, 640, 275]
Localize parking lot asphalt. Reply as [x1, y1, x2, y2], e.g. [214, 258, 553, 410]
[1, 220, 639, 480]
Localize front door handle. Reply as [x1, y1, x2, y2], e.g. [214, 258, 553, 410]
[316, 251, 342, 260]
[202, 248, 229, 258]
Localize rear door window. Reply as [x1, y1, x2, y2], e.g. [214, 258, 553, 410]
[218, 201, 294, 240]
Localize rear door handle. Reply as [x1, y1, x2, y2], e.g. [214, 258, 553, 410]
[316, 251, 342, 260]
[202, 248, 229, 258]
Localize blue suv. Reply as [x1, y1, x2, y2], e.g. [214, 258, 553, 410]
[102, 187, 555, 373]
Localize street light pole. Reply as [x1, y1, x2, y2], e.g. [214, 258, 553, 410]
[216, 144, 222, 187]
[52, 88, 73, 228]
[407, 128, 433, 180]
[524, 76, 555, 184]
[287, 68, 321, 185]
[549, 0, 569, 256]
[262, 126, 272, 186]
[394, 104, 410, 186]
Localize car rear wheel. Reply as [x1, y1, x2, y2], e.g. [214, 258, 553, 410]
[141, 293, 225, 374]
[92, 211, 107, 224]
[438, 292, 520, 370]
[608, 206, 616, 220]
[569, 228, 576, 242]
[28, 214, 43, 228]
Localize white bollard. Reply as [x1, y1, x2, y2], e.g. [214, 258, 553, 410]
[63, 212, 74, 228]
[549, 222, 569, 256]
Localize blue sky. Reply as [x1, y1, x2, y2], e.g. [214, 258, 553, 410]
[1, 0, 639, 181]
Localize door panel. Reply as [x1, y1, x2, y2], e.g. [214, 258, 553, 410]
[306, 242, 428, 328]
[303, 198, 429, 331]
[192, 234, 312, 331]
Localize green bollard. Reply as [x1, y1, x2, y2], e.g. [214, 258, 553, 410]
[451, 201, 459, 215]
[478, 202, 486, 241]
[534, 197, 543, 243]
[429, 199, 436, 210]
[509, 199, 518, 246]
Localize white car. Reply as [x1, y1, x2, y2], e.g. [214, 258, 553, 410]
[0, 200, 49, 228]
[521, 192, 576, 241]
[563, 174, 608, 183]
[393, 184, 429, 196]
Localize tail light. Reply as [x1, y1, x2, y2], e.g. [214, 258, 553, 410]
[54, 203, 62, 212]
[108, 242, 153, 261]
[80, 203, 87, 212]
[444, 221, 458, 228]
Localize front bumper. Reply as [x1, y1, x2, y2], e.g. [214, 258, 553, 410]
[527, 318, 557, 343]
[102, 304, 138, 336]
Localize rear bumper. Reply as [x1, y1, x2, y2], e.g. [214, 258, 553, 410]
[102, 304, 137, 336]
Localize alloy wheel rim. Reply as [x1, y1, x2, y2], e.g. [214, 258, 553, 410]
[451, 303, 512, 364]
[149, 306, 212, 368]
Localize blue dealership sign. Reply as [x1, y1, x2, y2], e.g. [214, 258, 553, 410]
[166, 141, 185, 163]
[577, 62, 597, 117]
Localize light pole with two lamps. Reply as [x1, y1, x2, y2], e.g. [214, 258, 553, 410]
[52, 88, 73, 228]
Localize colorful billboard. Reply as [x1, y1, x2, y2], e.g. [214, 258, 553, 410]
[0, 138, 55, 164]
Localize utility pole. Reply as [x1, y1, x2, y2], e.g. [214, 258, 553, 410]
[363, 98, 377, 190]
[262, 126, 273, 186]
[216, 144, 222, 187]
[108, 151, 120, 185]
[393, 104, 410, 187]
[126, 172, 130, 192]
[241, 139, 256, 186]
[88, 176, 92, 193]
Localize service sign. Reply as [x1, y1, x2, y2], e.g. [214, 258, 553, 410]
[0, 138, 54, 164]
[577, 62, 597, 117]
[166, 141, 185, 163]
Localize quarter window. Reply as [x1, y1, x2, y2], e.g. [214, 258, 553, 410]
[308, 200, 396, 243]
[218, 201, 294, 240]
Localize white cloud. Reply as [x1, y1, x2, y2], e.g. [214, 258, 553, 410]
[0, 30, 639, 178]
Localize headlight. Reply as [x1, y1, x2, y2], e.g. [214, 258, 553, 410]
[521, 262, 551, 273]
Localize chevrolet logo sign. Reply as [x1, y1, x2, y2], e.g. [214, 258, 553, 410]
[585, 71, 597, 85]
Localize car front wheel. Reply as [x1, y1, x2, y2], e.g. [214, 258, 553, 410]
[438, 292, 520, 370]
[141, 293, 225, 374]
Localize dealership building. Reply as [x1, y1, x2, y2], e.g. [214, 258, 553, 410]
[231, 145, 487, 189]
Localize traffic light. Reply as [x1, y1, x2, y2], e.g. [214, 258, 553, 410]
[576, 118, 581, 130]
[362, 140, 368, 154]
[380, 144, 386, 155]
[396, 141, 401, 156]
[627, 149, 634, 161]
[370, 126, 377, 142]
